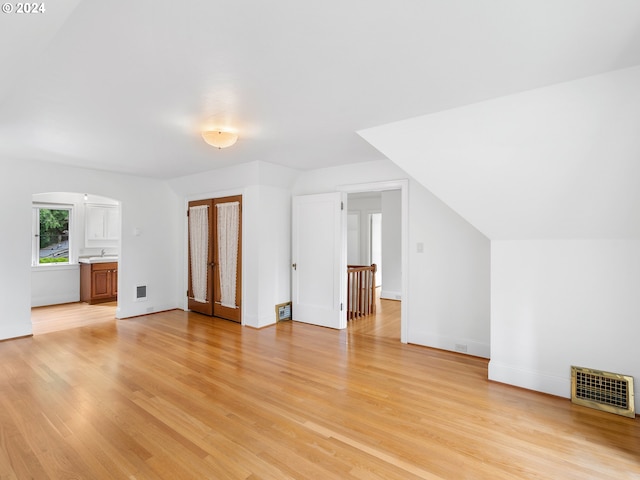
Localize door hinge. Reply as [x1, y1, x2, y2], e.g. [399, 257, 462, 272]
[187, 209, 189, 217]
[341, 201, 344, 210]
[340, 303, 343, 311]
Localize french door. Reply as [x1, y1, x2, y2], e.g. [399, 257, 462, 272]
[188, 195, 242, 322]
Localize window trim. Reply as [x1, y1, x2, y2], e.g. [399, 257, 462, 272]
[32, 202, 74, 267]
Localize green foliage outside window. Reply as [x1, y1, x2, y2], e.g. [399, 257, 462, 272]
[38, 208, 70, 263]
[39, 209, 69, 249]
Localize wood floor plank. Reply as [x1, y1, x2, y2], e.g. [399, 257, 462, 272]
[31, 301, 117, 335]
[0, 302, 636, 478]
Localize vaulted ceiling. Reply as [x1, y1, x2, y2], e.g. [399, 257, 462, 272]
[2, 1, 640, 239]
[2, 0, 640, 181]
[360, 65, 640, 239]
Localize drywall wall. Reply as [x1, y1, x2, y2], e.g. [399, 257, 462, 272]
[0, 159, 181, 340]
[381, 190, 402, 300]
[293, 159, 490, 357]
[490, 239, 640, 412]
[242, 184, 292, 328]
[346, 193, 381, 266]
[31, 265, 80, 307]
[358, 66, 640, 241]
[407, 178, 491, 357]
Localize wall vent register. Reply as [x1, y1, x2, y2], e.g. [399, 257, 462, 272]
[136, 285, 147, 301]
[571, 366, 635, 418]
[275, 302, 292, 322]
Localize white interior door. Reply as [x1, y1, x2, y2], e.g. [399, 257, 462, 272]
[292, 192, 346, 329]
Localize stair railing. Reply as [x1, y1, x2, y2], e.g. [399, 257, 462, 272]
[347, 264, 377, 320]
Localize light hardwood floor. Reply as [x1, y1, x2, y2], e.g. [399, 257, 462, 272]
[2, 305, 637, 478]
[31, 301, 118, 335]
[347, 289, 401, 340]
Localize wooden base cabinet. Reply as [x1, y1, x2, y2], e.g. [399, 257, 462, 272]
[80, 262, 118, 304]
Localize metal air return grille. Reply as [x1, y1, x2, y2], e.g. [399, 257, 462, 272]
[571, 366, 635, 418]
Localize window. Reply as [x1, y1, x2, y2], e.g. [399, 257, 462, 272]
[32, 204, 72, 266]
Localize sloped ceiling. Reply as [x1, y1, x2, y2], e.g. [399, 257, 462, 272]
[1, 1, 640, 180]
[359, 66, 640, 240]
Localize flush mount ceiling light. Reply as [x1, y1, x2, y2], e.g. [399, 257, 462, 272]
[201, 129, 238, 149]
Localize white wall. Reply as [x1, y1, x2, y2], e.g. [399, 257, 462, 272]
[0, 172, 32, 339]
[294, 159, 491, 357]
[31, 266, 80, 307]
[255, 186, 292, 327]
[381, 190, 401, 300]
[347, 212, 360, 265]
[358, 66, 640, 241]
[407, 178, 491, 357]
[243, 185, 292, 328]
[0, 159, 181, 340]
[347, 193, 381, 265]
[490, 239, 640, 412]
[168, 161, 295, 329]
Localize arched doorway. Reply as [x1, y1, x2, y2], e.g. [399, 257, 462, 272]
[30, 192, 121, 334]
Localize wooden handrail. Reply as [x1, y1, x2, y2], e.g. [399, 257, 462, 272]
[347, 264, 377, 320]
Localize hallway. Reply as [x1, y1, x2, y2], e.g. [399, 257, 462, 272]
[347, 288, 401, 341]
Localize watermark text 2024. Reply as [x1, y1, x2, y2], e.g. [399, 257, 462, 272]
[2, 3, 46, 14]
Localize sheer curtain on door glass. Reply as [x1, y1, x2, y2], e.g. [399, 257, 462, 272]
[216, 201, 239, 308]
[189, 205, 209, 303]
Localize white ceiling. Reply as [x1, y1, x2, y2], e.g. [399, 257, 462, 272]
[2, 0, 640, 180]
[360, 66, 640, 239]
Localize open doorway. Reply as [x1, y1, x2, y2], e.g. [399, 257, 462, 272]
[344, 182, 406, 342]
[30, 192, 121, 334]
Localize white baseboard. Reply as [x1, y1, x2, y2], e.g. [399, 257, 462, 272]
[248, 313, 276, 329]
[488, 361, 570, 399]
[117, 302, 176, 319]
[31, 293, 80, 308]
[380, 290, 402, 301]
[408, 330, 490, 358]
[0, 320, 33, 340]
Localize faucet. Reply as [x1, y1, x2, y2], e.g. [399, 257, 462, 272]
[101, 249, 105, 257]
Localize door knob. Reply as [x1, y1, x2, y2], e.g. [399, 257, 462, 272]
[292, 263, 297, 270]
